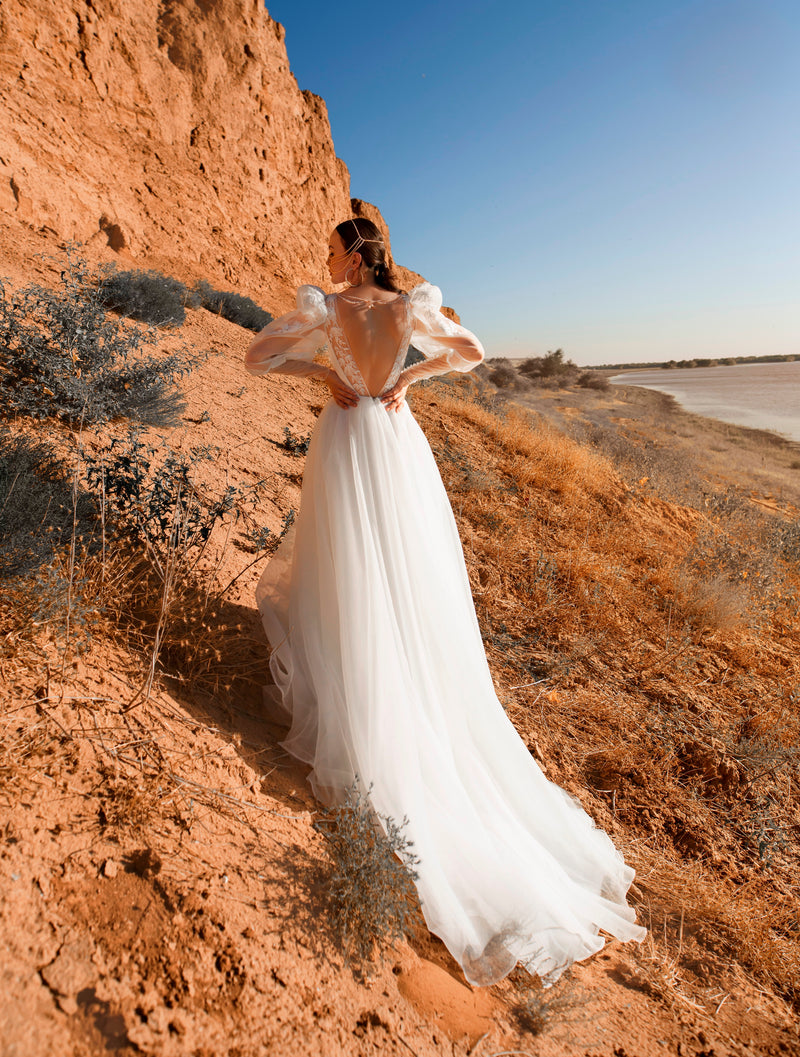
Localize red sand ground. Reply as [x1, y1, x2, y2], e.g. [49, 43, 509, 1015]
[1, 219, 799, 1057]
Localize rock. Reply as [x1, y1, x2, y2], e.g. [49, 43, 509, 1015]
[40, 936, 96, 997]
[0, 0, 351, 303]
[677, 737, 743, 793]
[102, 858, 118, 879]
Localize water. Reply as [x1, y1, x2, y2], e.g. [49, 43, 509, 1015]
[610, 362, 800, 443]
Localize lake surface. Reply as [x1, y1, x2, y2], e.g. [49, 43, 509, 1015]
[610, 362, 800, 443]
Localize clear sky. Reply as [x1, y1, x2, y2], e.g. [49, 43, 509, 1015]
[265, 1, 799, 365]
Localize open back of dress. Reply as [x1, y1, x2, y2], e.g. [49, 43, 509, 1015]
[328, 294, 411, 396]
[249, 282, 646, 988]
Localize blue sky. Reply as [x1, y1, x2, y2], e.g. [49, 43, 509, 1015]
[265, 1, 799, 365]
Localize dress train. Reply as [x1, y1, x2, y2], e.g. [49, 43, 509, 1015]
[256, 396, 645, 986]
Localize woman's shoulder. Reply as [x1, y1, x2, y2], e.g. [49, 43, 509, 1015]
[408, 281, 443, 311]
[297, 283, 327, 299]
[296, 284, 329, 314]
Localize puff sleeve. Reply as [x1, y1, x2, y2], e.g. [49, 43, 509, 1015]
[403, 283, 485, 385]
[245, 285, 329, 377]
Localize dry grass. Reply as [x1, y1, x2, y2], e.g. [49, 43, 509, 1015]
[2, 361, 800, 1035]
[670, 567, 751, 633]
[412, 380, 800, 1013]
[437, 391, 616, 500]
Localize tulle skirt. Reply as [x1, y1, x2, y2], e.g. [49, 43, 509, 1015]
[256, 396, 645, 986]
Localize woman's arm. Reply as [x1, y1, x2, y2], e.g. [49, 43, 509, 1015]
[243, 286, 359, 408]
[381, 284, 484, 411]
[244, 285, 328, 376]
[406, 282, 485, 375]
[243, 285, 359, 408]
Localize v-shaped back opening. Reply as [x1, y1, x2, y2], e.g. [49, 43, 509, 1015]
[330, 293, 412, 397]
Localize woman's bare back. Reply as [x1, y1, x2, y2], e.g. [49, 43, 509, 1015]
[331, 292, 410, 396]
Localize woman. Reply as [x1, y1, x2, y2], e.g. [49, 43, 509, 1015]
[244, 217, 645, 987]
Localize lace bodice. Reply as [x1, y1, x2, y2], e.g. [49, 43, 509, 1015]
[245, 282, 485, 396]
[326, 291, 414, 396]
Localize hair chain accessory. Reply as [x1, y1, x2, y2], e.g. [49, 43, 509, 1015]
[344, 218, 383, 256]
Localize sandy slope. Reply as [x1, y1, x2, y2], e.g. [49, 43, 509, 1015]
[2, 221, 799, 1056]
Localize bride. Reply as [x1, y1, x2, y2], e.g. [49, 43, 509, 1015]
[244, 217, 645, 987]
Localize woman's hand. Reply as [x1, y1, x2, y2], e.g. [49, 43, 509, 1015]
[380, 377, 409, 414]
[324, 370, 360, 409]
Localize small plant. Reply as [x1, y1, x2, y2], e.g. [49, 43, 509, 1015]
[725, 709, 799, 791]
[0, 248, 199, 427]
[98, 763, 169, 833]
[241, 509, 296, 553]
[738, 795, 791, 869]
[1, 554, 99, 657]
[85, 432, 253, 559]
[766, 516, 800, 564]
[195, 279, 272, 332]
[313, 782, 420, 969]
[701, 485, 749, 519]
[98, 267, 200, 326]
[513, 975, 582, 1036]
[280, 427, 311, 457]
[243, 525, 277, 551]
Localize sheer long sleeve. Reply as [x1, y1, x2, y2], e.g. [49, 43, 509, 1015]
[402, 283, 485, 385]
[245, 285, 329, 379]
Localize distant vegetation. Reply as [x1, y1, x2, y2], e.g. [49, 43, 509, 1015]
[597, 353, 799, 371]
[487, 348, 609, 392]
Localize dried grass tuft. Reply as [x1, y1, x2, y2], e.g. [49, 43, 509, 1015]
[313, 783, 421, 971]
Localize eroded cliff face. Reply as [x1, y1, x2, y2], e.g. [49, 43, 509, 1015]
[0, 0, 353, 300]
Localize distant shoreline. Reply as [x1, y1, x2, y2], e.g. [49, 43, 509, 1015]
[594, 354, 798, 372]
[505, 372, 800, 514]
[604, 361, 800, 444]
[502, 354, 799, 375]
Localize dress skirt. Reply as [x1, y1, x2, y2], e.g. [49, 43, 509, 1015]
[256, 396, 645, 986]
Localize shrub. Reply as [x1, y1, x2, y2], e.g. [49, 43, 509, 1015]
[487, 358, 531, 391]
[513, 976, 581, 1035]
[195, 279, 272, 332]
[313, 783, 420, 968]
[0, 430, 97, 578]
[98, 268, 200, 327]
[0, 248, 199, 427]
[576, 370, 610, 391]
[0, 431, 102, 656]
[85, 432, 253, 559]
[3, 559, 99, 656]
[519, 349, 580, 387]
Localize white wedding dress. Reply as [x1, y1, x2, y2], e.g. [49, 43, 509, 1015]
[246, 283, 645, 986]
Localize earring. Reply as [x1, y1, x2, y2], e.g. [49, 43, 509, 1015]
[345, 263, 361, 287]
